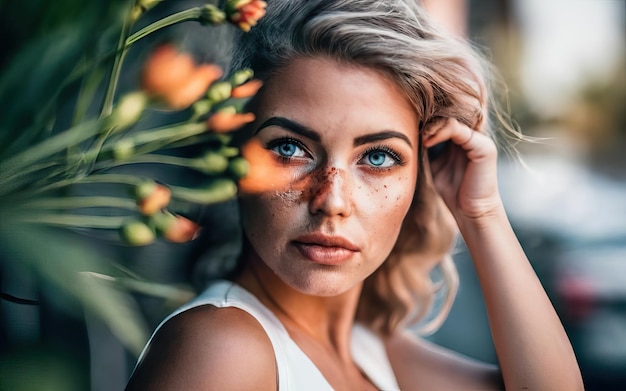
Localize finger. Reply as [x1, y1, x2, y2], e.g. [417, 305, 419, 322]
[422, 116, 448, 140]
[423, 118, 470, 147]
[424, 118, 496, 161]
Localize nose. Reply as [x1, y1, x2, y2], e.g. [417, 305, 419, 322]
[308, 167, 353, 217]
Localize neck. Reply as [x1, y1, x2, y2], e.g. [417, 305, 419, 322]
[235, 251, 362, 362]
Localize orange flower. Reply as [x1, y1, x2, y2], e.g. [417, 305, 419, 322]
[165, 64, 223, 109]
[238, 139, 292, 193]
[231, 79, 263, 99]
[142, 44, 223, 109]
[163, 215, 201, 243]
[137, 184, 171, 215]
[207, 110, 255, 133]
[142, 45, 194, 95]
[225, 0, 267, 32]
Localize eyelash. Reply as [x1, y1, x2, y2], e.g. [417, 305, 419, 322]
[360, 145, 405, 168]
[266, 137, 309, 163]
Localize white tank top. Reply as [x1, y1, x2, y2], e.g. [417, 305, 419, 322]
[136, 280, 400, 390]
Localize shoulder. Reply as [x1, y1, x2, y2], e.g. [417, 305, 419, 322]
[126, 305, 277, 391]
[385, 330, 503, 391]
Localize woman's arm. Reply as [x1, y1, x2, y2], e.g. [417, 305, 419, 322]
[424, 118, 584, 390]
[386, 330, 504, 390]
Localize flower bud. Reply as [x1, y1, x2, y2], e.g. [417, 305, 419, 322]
[134, 180, 157, 200]
[142, 44, 222, 110]
[231, 79, 262, 99]
[120, 220, 155, 246]
[136, 183, 171, 215]
[192, 100, 213, 117]
[142, 45, 195, 97]
[163, 215, 201, 243]
[193, 152, 229, 175]
[151, 211, 176, 232]
[207, 107, 255, 133]
[165, 64, 222, 109]
[219, 146, 240, 158]
[112, 139, 135, 161]
[109, 92, 147, 131]
[230, 68, 254, 87]
[228, 156, 249, 179]
[206, 81, 232, 103]
[199, 4, 226, 25]
[225, 0, 267, 32]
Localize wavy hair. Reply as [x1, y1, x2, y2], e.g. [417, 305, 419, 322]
[231, 0, 505, 334]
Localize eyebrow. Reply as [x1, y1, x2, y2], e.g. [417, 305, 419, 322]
[254, 117, 321, 142]
[254, 116, 412, 148]
[354, 131, 413, 148]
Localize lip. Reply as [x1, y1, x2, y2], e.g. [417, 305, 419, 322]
[293, 233, 360, 265]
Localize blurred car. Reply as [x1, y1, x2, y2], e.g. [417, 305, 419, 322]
[498, 154, 626, 390]
[551, 237, 626, 390]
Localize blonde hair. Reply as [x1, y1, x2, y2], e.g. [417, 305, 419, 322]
[232, 0, 509, 334]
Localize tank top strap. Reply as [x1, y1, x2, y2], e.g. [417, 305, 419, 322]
[135, 280, 333, 390]
[351, 323, 401, 390]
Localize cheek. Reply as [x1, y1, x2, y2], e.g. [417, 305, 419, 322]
[363, 174, 416, 239]
[364, 173, 415, 212]
[239, 190, 299, 241]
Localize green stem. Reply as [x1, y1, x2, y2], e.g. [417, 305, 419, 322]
[100, 2, 135, 118]
[134, 132, 224, 154]
[18, 196, 137, 210]
[0, 159, 71, 197]
[170, 178, 237, 205]
[0, 118, 105, 184]
[96, 154, 195, 170]
[85, 127, 115, 166]
[30, 173, 146, 196]
[85, 272, 195, 301]
[97, 122, 207, 159]
[73, 65, 105, 126]
[125, 7, 205, 47]
[60, 5, 217, 91]
[17, 214, 128, 229]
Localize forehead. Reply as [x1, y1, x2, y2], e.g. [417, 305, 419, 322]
[254, 56, 419, 143]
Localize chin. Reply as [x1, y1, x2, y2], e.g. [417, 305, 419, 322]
[284, 269, 362, 297]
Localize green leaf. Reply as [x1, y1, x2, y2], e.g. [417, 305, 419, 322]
[0, 222, 149, 354]
[0, 29, 89, 151]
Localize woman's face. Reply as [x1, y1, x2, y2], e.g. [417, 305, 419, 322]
[239, 57, 419, 296]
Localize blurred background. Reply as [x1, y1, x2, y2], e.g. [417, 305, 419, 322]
[1, 0, 624, 390]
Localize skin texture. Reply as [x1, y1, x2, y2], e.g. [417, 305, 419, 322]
[238, 57, 419, 297]
[126, 57, 583, 391]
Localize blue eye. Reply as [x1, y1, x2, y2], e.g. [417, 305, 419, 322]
[362, 148, 401, 168]
[277, 143, 297, 156]
[269, 138, 307, 158]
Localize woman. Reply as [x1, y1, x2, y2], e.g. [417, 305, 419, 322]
[127, 0, 583, 389]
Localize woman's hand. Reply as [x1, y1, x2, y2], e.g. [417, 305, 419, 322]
[423, 118, 584, 390]
[423, 118, 502, 222]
